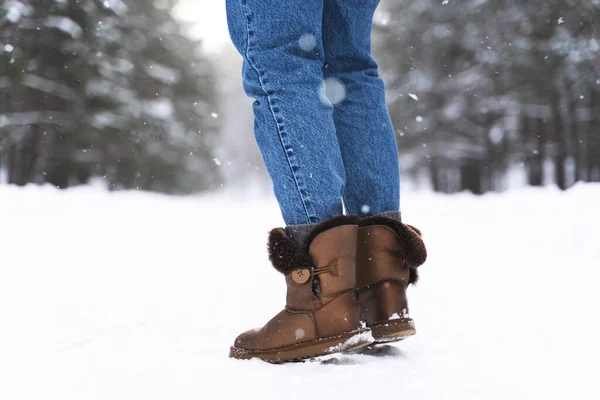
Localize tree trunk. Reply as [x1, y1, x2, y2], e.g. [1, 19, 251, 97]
[552, 90, 567, 190]
[526, 117, 544, 186]
[587, 89, 600, 181]
[430, 156, 441, 193]
[460, 160, 483, 195]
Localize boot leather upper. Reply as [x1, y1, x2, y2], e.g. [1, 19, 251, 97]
[234, 224, 364, 351]
[357, 225, 411, 288]
[357, 224, 417, 326]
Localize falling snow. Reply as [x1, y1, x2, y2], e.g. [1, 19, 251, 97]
[319, 78, 346, 106]
[299, 34, 316, 52]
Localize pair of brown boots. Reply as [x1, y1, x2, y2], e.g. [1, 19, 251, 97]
[229, 215, 427, 363]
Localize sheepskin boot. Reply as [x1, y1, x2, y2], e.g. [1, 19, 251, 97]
[356, 216, 427, 344]
[229, 216, 374, 363]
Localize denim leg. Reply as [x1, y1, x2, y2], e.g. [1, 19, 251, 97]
[225, 0, 347, 226]
[322, 0, 400, 216]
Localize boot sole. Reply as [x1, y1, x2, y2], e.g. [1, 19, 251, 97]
[371, 318, 416, 344]
[229, 329, 374, 363]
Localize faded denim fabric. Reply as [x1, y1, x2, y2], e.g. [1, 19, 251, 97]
[226, 0, 400, 226]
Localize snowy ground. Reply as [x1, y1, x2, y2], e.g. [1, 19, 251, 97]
[1, 184, 599, 400]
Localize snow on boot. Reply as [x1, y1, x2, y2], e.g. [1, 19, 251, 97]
[229, 216, 374, 363]
[356, 216, 427, 344]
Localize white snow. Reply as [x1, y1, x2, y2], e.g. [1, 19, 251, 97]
[101, 0, 128, 15]
[319, 78, 346, 106]
[144, 63, 181, 84]
[299, 34, 317, 52]
[143, 99, 174, 120]
[0, 111, 68, 128]
[389, 309, 409, 320]
[5, 1, 33, 23]
[45, 16, 84, 39]
[23, 74, 76, 99]
[325, 331, 375, 354]
[0, 184, 599, 399]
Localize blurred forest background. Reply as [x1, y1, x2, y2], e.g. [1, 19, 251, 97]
[0, 0, 219, 193]
[1, 0, 599, 195]
[375, 0, 600, 193]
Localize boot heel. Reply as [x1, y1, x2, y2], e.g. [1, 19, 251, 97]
[371, 318, 416, 344]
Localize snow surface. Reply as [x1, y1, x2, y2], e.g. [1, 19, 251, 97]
[1, 183, 599, 400]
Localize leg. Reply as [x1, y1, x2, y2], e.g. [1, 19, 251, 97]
[322, 0, 400, 216]
[225, 0, 347, 226]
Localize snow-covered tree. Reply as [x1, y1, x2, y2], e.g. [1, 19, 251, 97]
[0, 0, 220, 193]
[375, 0, 600, 193]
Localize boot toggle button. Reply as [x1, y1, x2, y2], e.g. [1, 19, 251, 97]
[292, 269, 310, 284]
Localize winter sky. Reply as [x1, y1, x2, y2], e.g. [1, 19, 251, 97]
[174, 1, 230, 53]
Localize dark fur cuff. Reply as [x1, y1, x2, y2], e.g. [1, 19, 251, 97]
[268, 215, 360, 275]
[267, 228, 314, 275]
[359, 216, 428, 270]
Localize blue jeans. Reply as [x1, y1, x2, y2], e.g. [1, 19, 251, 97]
[226, 0, 400, 226]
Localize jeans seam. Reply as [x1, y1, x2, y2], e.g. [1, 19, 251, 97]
[240, 0, 315, 222]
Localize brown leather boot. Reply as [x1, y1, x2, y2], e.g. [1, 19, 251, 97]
[229, 216, 374, 363]
[356, 216, 427, 344]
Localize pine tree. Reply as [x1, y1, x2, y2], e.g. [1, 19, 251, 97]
[0, 0, 220, 193]
[374, 0, 600, 193]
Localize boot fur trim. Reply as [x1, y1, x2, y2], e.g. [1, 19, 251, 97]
[409, 266, 419, 285]
[359, 216, 427, 284]
[268, 215, 360, 275]
[267, 228, 314, 275]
